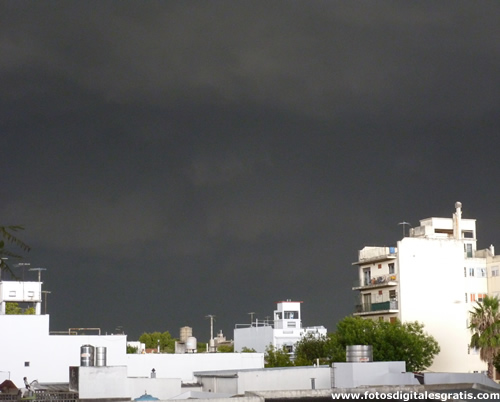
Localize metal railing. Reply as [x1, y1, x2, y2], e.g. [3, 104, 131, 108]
[355, 300, 398, 314]
[353, 274, 397, 288]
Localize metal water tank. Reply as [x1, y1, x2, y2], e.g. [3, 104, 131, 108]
[96, 346, 107, 366]
[346, 345, 373, 362]
[80, 345, 95, 366]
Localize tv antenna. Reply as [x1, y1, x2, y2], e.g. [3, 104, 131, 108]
[14, 262, 30, 280]
[398, 222, 412, 237]
[248, 312, 256, 325]
[29, 267, 47, 282]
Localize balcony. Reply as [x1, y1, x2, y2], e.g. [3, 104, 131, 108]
[354, 300, 398, 316]
[352, 274, 397, 290]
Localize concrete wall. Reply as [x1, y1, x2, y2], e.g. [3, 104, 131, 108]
[128, 376, 181, 400]
[126, 352, 264, 382]
[76, 366, 130, 399]
[398, 237, 485, 373]
[234, 326, 274, 352]
[332, 362, 416, 388]
[238, 366, 331, 392]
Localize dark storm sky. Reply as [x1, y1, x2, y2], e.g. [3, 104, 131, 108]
[2, 1, 500, 340]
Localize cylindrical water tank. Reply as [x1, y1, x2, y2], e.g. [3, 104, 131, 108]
[96, 346, 107, 366]
[186, 336, 197, 352]
[346, 345, 373, 362]
[81, 345, 95, 366]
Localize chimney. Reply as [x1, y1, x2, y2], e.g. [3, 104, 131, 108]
[453, 202, 462, 240]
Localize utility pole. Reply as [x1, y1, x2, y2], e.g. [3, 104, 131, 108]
[205, 315, 216, 352]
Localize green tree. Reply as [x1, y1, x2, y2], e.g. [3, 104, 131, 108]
[297, 316, 439, 371]
[469, 295, 500, 378]
[0, 226, 31, 279]
[240, 347, 257, 353]
[127, 345, 138, 354]
[217, 344, 234, 353]
[6, 302, 35, 315]
[138, 331, 176, 353]
[264, 345, 293, 367]
[294, 333, 332, 366]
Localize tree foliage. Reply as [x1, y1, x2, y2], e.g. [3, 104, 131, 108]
[241, 346, 257, 353]
[138, 331, 176, 353]
[264, 345, 293, 367]
[217, 344, 234, 353]
[0, 226, 31, 279]
[294, 316, 439, 372]
[469, 295, 500, 378]
[6, 302, 35, 315]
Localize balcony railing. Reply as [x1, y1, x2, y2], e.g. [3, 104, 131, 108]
[355, 300, 398, 314]
[352, 274, 397, 289]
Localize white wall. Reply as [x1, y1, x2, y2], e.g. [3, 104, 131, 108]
[0, 314, 127, 386]
[75, 366, 129, 399]
[238, 366, 330, 392]
[128, 377, 181, 400]
[126, 353, 264, 382]
[332, 362, 416, 388]
[234, 326, 274, 352]
[398, 237, 485, 373]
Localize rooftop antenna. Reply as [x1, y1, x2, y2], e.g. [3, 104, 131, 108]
[14, 262, 30, 281]
[29, 267, 46, 282]
[248, 312, 256, 325]
[398, 222, 411, 238]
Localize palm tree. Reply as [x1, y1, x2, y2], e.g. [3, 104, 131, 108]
[0, 226, 31, 280]
[469, 295, 500, 379]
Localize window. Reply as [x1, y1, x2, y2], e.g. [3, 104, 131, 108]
[388, 263, 395, 274]
[24, 362, 30, 367]
[287, 321, 297, 328]
[465, 293, 468, 303]
[389, 290, 397, 300]
[463, 231, 474, 238]
[284, 311, 298, 319]
[492, 267, 499, 277]
[363, 293, 372, 308]
[464, 267, 467, 277]
[363, 268, 371, 286]
[378, 264, 382, 269]
[284, 345, 293, 353]
[465, 244, 473, 258]
[390, 317, 397, 324]
[469, 268, 475, 277]
[470, 293, 476, 302]
[478, 294, 487, 302]
[378, 290, 383, 295]
[478, 268, 487, 278]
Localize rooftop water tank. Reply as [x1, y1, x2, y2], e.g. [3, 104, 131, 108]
[346, 345, 373, 362]
[186, 336, 197, 353]
[96, 346, 107, 367]
[80, 345, 95, 366]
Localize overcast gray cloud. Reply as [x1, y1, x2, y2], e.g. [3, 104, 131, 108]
[1, 1, 500, 339]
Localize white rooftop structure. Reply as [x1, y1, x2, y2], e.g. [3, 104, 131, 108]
[233, 300, 327, 355]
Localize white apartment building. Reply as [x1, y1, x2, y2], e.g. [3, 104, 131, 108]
[233, 300, 327, 355]
[353, 202, 491, 373]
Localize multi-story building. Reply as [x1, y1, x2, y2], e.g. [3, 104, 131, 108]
[352, 202, 491, 373]
[234, 300, 327, 355]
